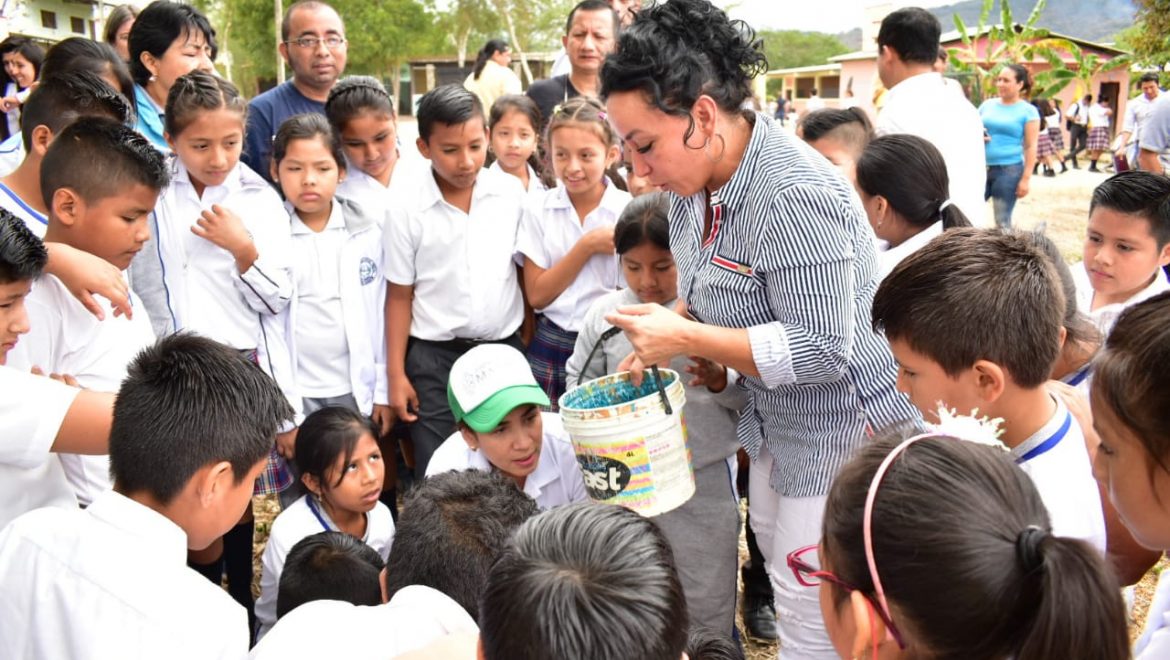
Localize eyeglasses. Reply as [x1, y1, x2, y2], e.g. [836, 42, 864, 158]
[285, 36, 346, 50]
[786, 544, 906, 649]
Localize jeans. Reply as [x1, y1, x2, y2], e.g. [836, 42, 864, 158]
[985, 163, 1024, 229]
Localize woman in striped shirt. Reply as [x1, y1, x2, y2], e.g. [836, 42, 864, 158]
[600, 1, 920, 656]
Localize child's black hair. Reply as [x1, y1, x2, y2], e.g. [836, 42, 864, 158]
[41, 38, 135, 111]
[614, 191, 670, 254]
[20, 70, 132, 152]
[325, 75, 396, 134]
[40, 116, 169, 210]
[856, 133, 972, 231]
[686, 630, 744, 660]
[129, 0, 216, 87]
[415, 84, 484, 143]
[487, 94, 544, 183]
[0, 209, 48, 284]
[165, 70, 246, 138]
[110, 333, 294, 503]
[294, 406, 379, 491]
[272, 113, 346, 174]
[822, 432, 1128, 660]
[385, 469, 539, 618]
[544, 95, 628, 192]
[1092, 292, 1170, 474]
[276, 531, 385, 619]
[797, 107, 873, 144]
[600, 0, 766, 145]
[1090, 171, 1170, 247]
[480, 502, 688, 660]
[1019, 230, 1100, 365]
[871, 228, 1063, 388]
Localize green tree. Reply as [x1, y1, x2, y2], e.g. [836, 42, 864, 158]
[757, 30, 849, 71]
[1117, 0, 1170, 85]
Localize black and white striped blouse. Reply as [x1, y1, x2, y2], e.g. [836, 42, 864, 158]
[670, 113, 921, 498]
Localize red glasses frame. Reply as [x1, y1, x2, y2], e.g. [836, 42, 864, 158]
[786, 544, 906, 649]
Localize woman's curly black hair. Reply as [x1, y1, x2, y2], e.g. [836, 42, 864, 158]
[600, 0, 766, 143]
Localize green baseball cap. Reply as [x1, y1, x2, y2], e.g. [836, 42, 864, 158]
[447, 344, 550, 433]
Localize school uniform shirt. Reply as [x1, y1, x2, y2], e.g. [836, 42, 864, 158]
[284, 197, 388, 413]
[336, 164, 397, 222]
[877, 220, 943, 282]
[0, 181, 47, 238]
[669, 112, 921, 497]
[383, 166, 525, 341]
[132, 84, 168, 152]
[3, 81, 30, 138]
[489, 160, 547, 194]
[1010, 395, 1107, 554]
[426, 412, 588, 510]
[0, 489, 249, 659]
[6, 274, 155, 506]
[1136, 569, 1170, 659]
[0, 132, 23, 177]
[0, 365, 78, 530]
[516, 181, 629, 332]
[248, 586, 478, 660]
[1072, 261, 1170, 337]
[876, 72, 987, 223]
[133, 159, 300, 424]
[1089, 102, 1112, 130]
[255, 494, 395, 640]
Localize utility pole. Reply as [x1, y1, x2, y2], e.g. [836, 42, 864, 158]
[275, 0, 285, 84]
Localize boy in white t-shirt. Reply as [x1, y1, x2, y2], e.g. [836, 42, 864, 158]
[1073, 171, 1170, 337]
[0, 210, 116, 529]
[872, 228, 1106, 553]
[0, 333, 294, 660]
[7, 118, 167, 506]
[0, 71, 132, 238]
[384, 84, 527, 479]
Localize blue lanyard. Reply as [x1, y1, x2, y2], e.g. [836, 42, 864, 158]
[1064, 365, 1091, 387]
[305, 496, 334, 533]
[1016, 412, 1072, 464]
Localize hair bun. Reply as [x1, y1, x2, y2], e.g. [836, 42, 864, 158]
[1015, 525, 1047, 573]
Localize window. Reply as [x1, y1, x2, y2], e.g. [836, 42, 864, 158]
[70, 17, 86, 34]
[40, 10, 57, 29]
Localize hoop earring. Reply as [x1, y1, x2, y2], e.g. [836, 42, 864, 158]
[704, 133, 726, 164]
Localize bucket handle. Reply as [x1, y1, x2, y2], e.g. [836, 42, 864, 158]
[575, 325, 673, 415]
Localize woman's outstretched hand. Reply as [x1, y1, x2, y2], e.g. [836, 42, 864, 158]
[606, 303, 691, 386]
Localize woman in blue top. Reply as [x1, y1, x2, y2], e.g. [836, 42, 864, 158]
[128, 1, 216, 151]
[979, 63, 1039, 228]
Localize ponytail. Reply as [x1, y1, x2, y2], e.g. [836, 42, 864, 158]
[858, 134, 970, 231]
[938, 201, 971, 230]
[1017, 535, 1128, 660]
[473, 39, 508, 81]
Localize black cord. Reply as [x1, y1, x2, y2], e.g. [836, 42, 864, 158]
[574, 326, 622, 388]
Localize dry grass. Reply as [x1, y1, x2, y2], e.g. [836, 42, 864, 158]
[251, 163, 1161, 659]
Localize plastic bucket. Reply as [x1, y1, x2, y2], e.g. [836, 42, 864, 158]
[558, 369, 695, 517]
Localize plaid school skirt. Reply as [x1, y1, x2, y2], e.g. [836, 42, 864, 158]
[1037, 131, 1055, 159]
[1087, 126, 1110, 151]
[1048, 126, 1065, 151]
[527, 315, 578, 411]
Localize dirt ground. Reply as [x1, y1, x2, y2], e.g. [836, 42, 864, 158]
[253, 161, 1165, 659]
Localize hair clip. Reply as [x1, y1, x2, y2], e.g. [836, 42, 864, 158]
[552, 103, 564, 116]
[598, 110, 607, 121]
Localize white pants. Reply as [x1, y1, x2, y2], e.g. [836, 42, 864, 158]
[748, 450, 836, 660]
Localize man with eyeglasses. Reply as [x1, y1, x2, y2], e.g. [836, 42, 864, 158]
[243, 0, 348, 182]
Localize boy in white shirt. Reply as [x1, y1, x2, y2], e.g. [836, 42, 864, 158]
[384, 84, 527, 479]
[0, 71, 132, 238]
[426, 344, 588, 511]
[0, 210, 116, 529]
[7, 118, 167, 506]
[872, 228, 1107, 553]
[0, 332, 294, 660]
[1073, 171, 1170, 336]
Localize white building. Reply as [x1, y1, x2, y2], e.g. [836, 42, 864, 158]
[0, 0, 144, 44]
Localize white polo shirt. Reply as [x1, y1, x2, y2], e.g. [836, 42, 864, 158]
[1011, 395, 1106, 555]
[249, 586, 477, 660]
[878, 220, 943, 282]
[0, 489, 249, 659]
[383, 166, 525, 341]
[1072, 262, 1170, 337]
[876, 72, 988, 224]
[255, 494, 395, 640]
[516, 181, 629, 332]
[0, 365, 78, 530]
[426, 412, 588, 510]
[0, 181, 47, 239]
[8, 274, 155, 505]
[337, 165, 395, 222]
[290, 205, 352, 398]
[489, 160, 548, 194]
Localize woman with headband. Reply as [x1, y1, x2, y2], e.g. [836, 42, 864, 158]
[794, 430, 1127, 660]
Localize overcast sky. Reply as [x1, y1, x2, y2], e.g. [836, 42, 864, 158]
[716, 0, 953, 34]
